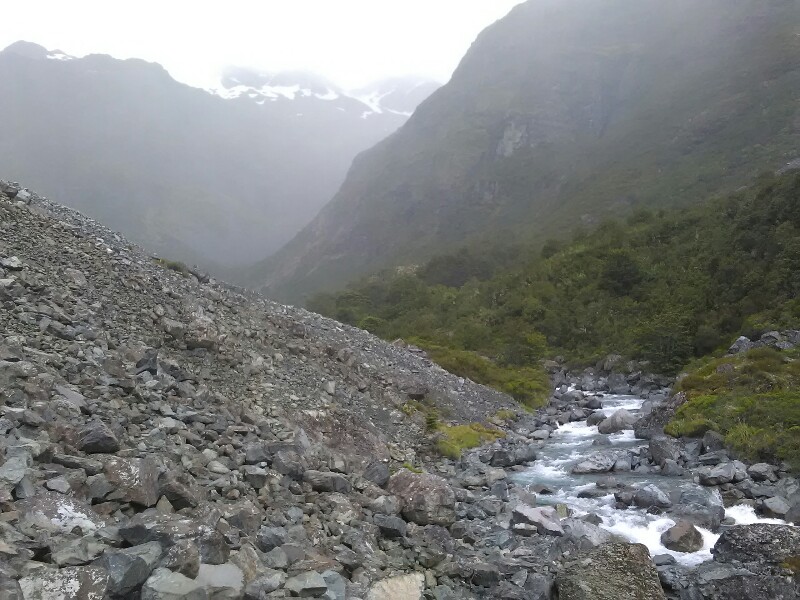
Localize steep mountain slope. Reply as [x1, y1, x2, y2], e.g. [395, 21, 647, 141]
[0, 42, 437, 269]
[254, 0, 800, 302]
[309, 168, 800, 380]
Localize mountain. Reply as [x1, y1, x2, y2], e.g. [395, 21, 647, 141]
[0, 41, 438, 268]
[252, 0, 800, 302]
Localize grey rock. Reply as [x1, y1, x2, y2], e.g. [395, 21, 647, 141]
[142, 568, 207, 600]
[19, 566, 110, 600]
[303, 470, 352, 493]
[597, 409, 637, 434]
[284, 571, 328, 597]
[195, 563, 245, 600]
[78, 421, 120, 454]
[556, 543, 665, 600]
[387, 469, 456, 526]
[572, 452, 616, 474]
[633, 484, 672, 509]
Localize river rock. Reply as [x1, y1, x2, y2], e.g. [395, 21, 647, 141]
[661, 520, 704, 553]
[572, 452, 616, 474]
[512, 504, 564, 536]
[712, 524, 800, 565]
[556, 543, 665, 600]
[761, 496, 791, 518]
[387, 469, 456, 526]
[698, 462, 736, 486]
[598, 409, 637, 434]
[633, 484, 672, 509]
[649, 436, 681, 465]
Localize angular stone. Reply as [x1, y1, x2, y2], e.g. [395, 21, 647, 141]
[195, 563, 244, 600]
[141, 568, 207, 600]
[78, 421, 120, 454]
[387, 469, 456, 526]
[303, 470, 351, 493]
[363, 461, 390, 487]
[373, 513, 407, 538]
[284, 571, 328, 597]
[698, 463, 736, 486]
[104, 456, 160, 507]
[512, 504, 564, 537]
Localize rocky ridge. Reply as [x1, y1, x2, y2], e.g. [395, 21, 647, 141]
[0, 181, 798, 599]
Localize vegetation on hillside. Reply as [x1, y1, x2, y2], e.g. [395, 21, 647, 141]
[310, 171, 800, 395]
[667, 347, 800, 469]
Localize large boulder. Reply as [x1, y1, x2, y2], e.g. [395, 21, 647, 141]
[556, 543, 665, 600]
[386, 469, 456, 526]
[712, 524, 800, 565]
[597, 409, 637, 434]
[660, 520, 704, 553]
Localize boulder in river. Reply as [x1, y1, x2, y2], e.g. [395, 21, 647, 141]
[712, 524, 800, 565]
[571, 452, 616, 474]
[556, 543, 665, 600]
[661, 520, 704, 553]
[633, 484, 672, 509]
[598, 409, 637, 434]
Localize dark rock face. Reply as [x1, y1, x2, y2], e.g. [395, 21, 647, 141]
[77, 421, 120, 454]
[556, 543, 666, 600]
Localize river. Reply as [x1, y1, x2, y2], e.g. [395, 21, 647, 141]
[513, 394, 785, 566]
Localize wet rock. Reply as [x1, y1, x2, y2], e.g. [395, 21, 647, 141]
[387, 469, 456, 526]
[661, 520, 704, 553]
[649, 436, 681, 466]
[556, 543, 665, 600]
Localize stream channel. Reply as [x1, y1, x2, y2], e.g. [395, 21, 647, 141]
[513, 394, 786, 566]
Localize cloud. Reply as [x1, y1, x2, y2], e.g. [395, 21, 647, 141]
[1, 0, 524, 88]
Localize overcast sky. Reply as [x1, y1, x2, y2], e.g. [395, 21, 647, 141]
[2, 1, 524, 89]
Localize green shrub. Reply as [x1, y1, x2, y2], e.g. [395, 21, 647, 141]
[436, 423, 505, 459]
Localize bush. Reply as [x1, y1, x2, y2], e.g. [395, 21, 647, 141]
[436, 423, 504, 459]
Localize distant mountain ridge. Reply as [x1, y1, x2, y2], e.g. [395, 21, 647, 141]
[251, 0, 800, 302]
[0, 41, 438, 268]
